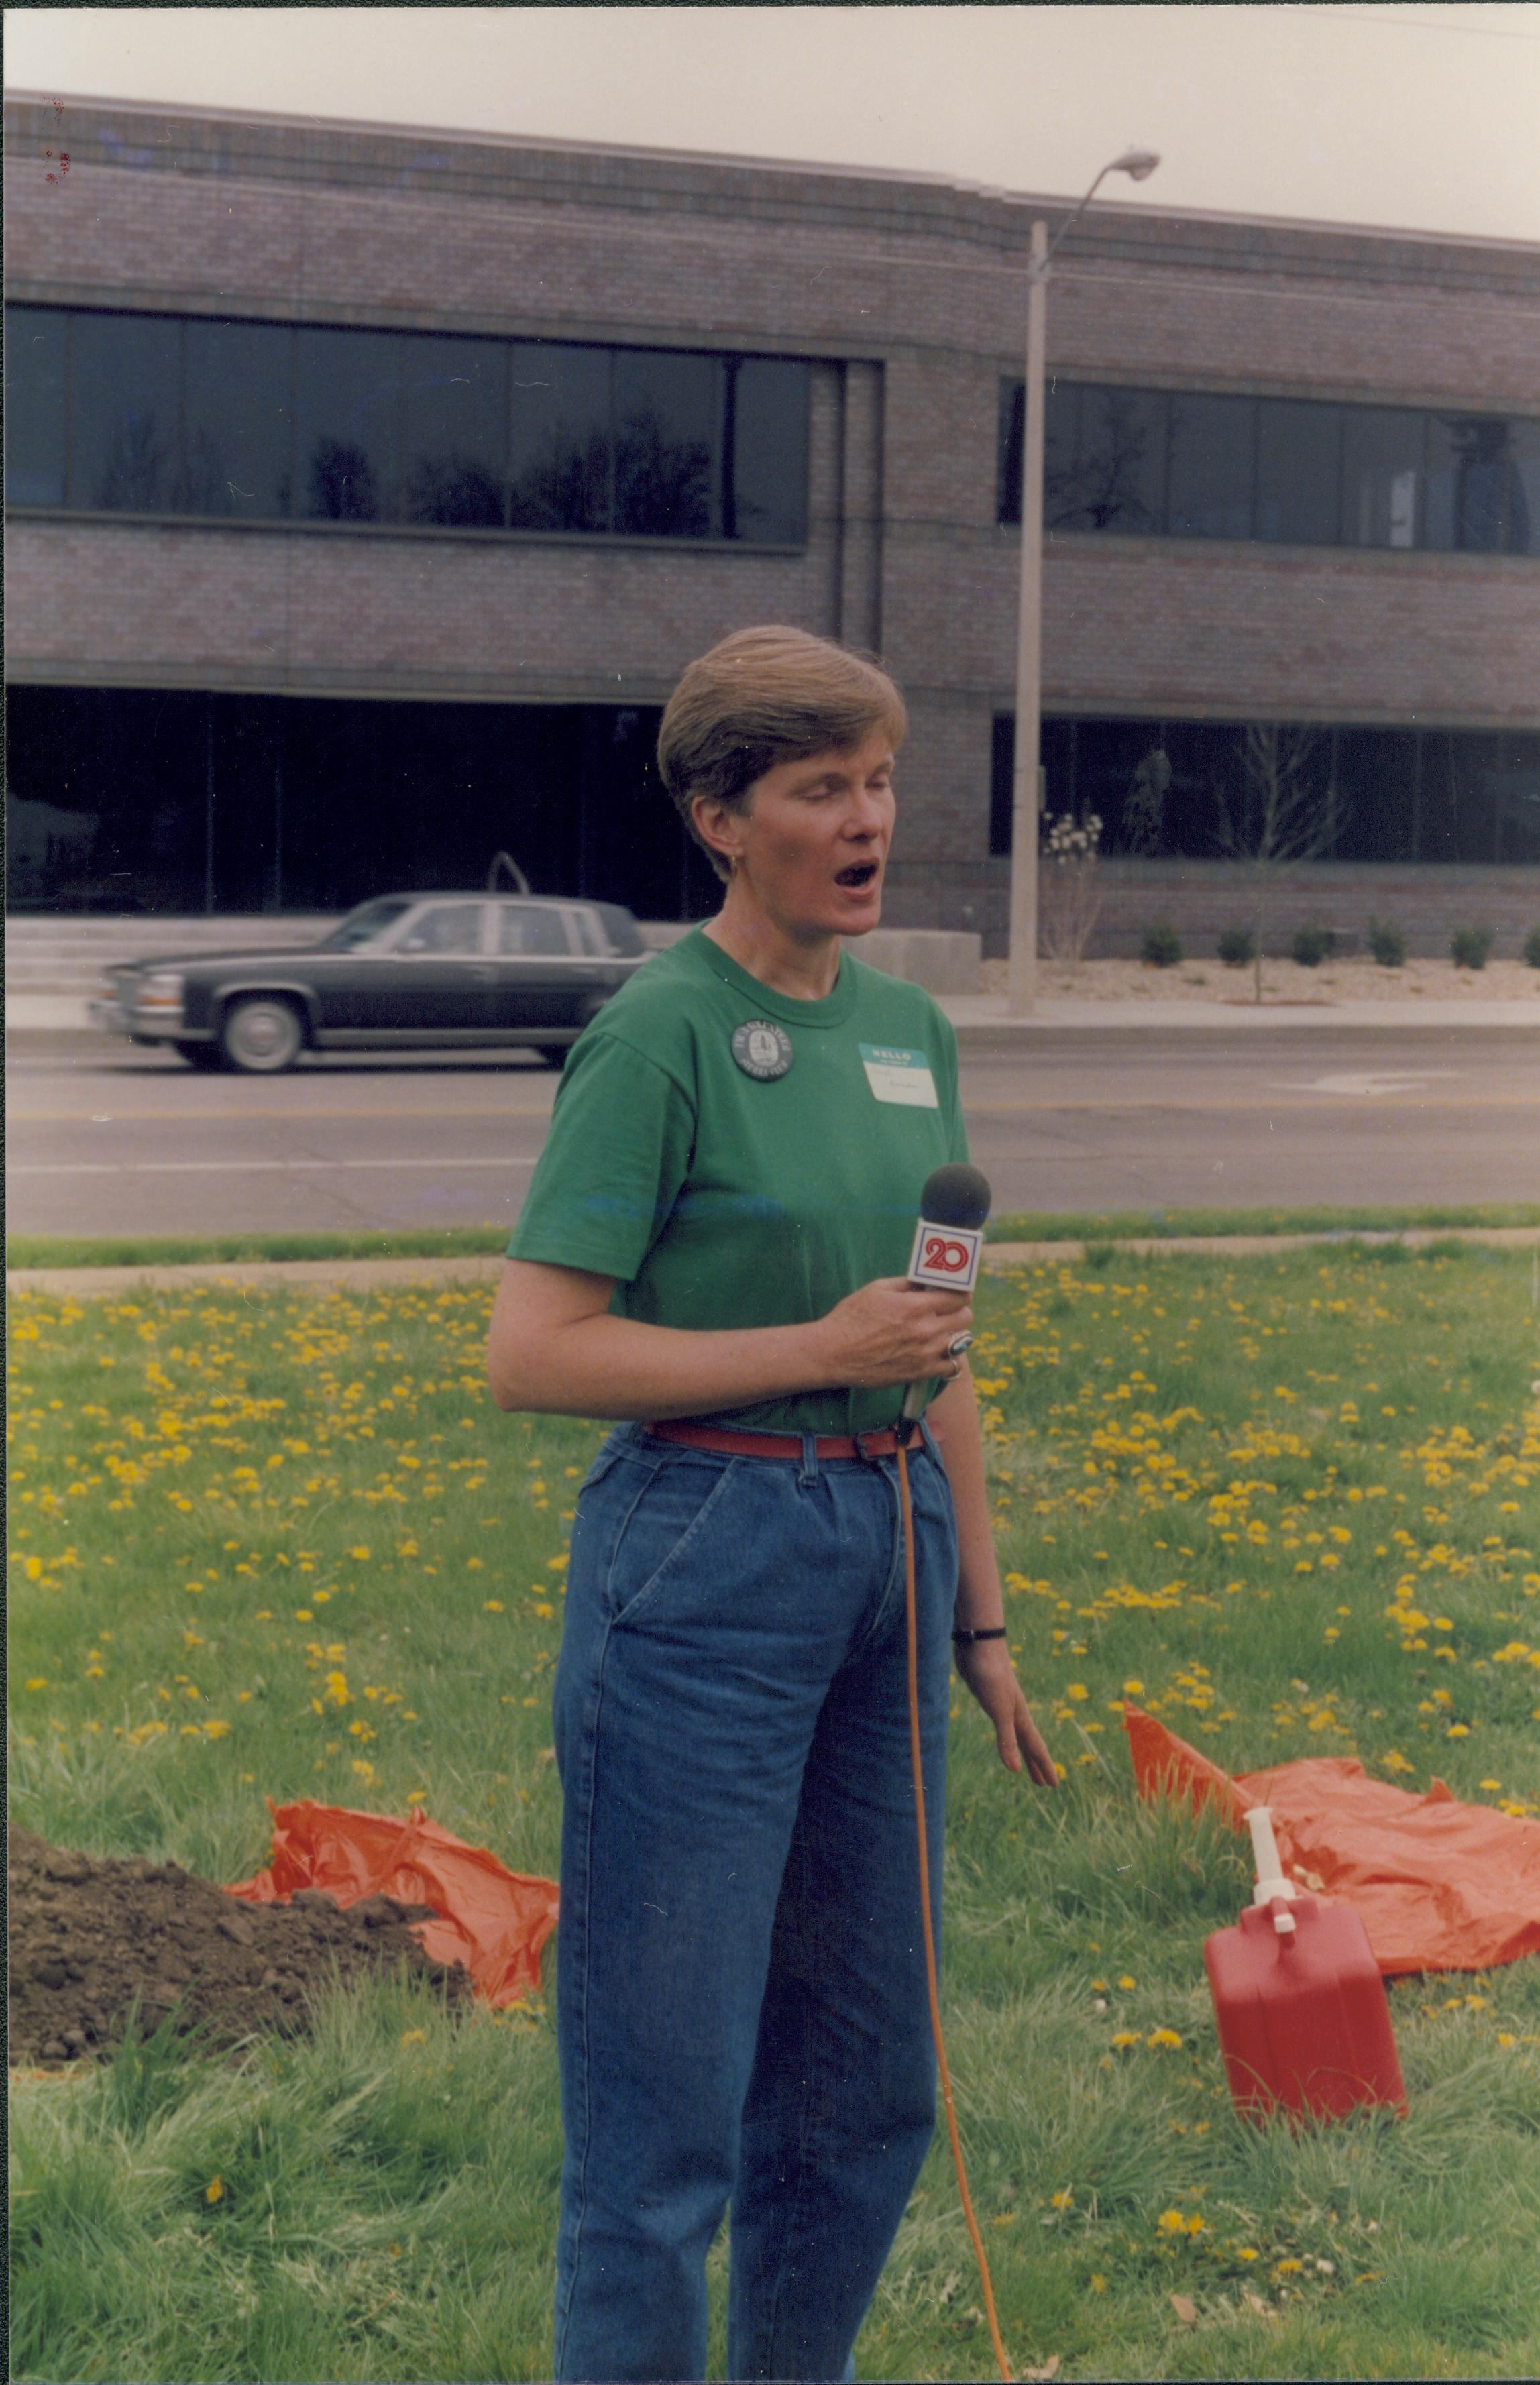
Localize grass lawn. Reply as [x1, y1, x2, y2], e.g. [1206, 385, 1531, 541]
[8, 1247, 1540, 2382]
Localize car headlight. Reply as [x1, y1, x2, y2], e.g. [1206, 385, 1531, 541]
[135, 972, 186, 1011]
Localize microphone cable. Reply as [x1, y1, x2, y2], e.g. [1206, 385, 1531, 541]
[895, 1433, 1015, 2385]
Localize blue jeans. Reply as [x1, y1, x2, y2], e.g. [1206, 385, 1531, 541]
[551, 1423, 958, 2383]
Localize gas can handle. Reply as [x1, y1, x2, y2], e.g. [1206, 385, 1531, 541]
[1246, 1805, 1297, 1905]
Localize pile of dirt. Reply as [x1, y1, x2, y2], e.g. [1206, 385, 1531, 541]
[7, 1827, 472, 2066]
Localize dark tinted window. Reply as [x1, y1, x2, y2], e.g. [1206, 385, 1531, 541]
[402, 335, 507, 528]
[1168, 393, 1254, 539]
[1042, 378, 1080, 527]
[1342, 408, 1424, 548]
[614, 349, 720, 537]
[508, 342, 612, 531]
[728, 359, 807, 542]
[1425, 413, 1514, 554]
[5, 304, 68, 507]
[70, 311, 182, 511]
[1510, 419, 1540, 557]
[1076, 388, 1167, 532]
[182, 318, 292, 518]
[1256, 400, 1341, 545]
[1000, 378, 1088, 527]
[294, 326, 400, 522]
[3, 302, 804, 547]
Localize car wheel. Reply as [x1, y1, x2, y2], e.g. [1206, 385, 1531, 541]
[535, 1045, 570, 1070]
[220, 997, 305, 1074]
[174, 1040, 225, 1071]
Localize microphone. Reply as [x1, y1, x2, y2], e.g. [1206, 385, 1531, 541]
[899, 1164, 992, 1433]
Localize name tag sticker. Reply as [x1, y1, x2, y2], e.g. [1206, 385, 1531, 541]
[859, 1043, 938, 1108]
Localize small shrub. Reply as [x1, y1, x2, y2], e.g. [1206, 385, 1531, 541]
[1523, 924, 1540, 969]
[1217, 926, 1256, 968]
[1140, 922, 1183, 968]
[1368, 917, 1407, 968]
[1450, 925, 1495, 970]
[1290, 924, 1335, 968]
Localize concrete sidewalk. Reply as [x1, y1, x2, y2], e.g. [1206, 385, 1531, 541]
[8, 989, 1539, 1049]
[11, 1224, 1537, 1302]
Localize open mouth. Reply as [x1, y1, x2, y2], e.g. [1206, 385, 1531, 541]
[834, 862, 879, 891]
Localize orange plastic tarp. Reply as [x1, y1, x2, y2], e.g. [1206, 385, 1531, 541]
[1124, 1706, 1540, 1977]
[228, 1800, 559, 2007]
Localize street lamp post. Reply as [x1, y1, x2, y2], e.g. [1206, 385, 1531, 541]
[1005, 148, 1161, 1015]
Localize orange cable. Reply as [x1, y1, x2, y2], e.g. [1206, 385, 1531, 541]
[896, 1438, 1014, 2385]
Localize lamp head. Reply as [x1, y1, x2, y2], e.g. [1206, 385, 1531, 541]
[1110, 148, 1161, 182]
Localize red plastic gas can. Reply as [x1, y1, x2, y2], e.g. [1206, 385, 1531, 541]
[1205, 1891, 1406, 2121]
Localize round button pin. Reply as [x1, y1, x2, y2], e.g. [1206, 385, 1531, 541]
[731, 1020, 793, 1081]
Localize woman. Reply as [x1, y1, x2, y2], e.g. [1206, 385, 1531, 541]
[488, 625, 1055, 2384]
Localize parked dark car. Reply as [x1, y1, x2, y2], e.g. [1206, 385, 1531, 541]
[88, 894, 649, 1072]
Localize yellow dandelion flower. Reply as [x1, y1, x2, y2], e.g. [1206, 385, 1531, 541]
[1111, 2031, 1139, 2049]
[205, 2176, 224, 2204]
[1156, 2209, 1187, 2235]
[1050, 2188, 1073, 2209]
[1147, 2028, 1183, 2050]
[1117, 1974, 1137, 1989]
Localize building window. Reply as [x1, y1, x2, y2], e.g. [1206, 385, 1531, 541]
[988, 714, 1540, 865]
[999, 377, 1540, 556]
[4, 305, 810, 545]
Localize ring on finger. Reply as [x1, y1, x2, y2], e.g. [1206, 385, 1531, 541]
[946, 1331, 973, 1360]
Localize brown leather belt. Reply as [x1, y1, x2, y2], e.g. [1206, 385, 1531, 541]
[646, 1419, 903, 1463]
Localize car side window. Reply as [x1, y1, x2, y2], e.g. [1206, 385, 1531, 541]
[400, 903, 485, 956]
[497, 905, 571, 957]
[569, 908, 609, 956]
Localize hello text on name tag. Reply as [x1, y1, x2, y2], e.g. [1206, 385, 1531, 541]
[859, 1044, 938, 1108]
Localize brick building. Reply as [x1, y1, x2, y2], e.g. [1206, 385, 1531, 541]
[5, 91, 1539, 947]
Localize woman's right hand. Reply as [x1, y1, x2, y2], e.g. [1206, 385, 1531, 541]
[812, 1277, 972, 1390]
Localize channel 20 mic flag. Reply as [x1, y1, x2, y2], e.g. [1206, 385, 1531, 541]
[908, 1164, 991, 1293]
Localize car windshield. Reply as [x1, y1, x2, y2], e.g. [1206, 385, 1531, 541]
[319, 898, 417, 950]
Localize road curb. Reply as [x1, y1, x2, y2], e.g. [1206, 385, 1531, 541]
[9, 1225, 1538, 1300]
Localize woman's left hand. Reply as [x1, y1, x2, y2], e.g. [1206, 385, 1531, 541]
[951, 1638, 1059, 1785]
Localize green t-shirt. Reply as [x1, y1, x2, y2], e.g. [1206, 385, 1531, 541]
[506, 927, 970, 1433]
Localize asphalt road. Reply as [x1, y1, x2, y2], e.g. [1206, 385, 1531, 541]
[7, 1023, 1535, 1240]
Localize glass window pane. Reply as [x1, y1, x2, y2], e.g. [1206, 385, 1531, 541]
[1256, 400, 1341, 545]
[400, 901, 484, 954]
[1074, 388, 1166, 532]
[997, 379, 1024, 525]
[726, 358, 807, 543]
[1341, 408, 1423, 548]
[508, 343, 612, 531]
[1508, 419, 1540, 557]
[4, 305, 69, 506]
[69, 311, 182, 512]
[294, 325, 400, 522]
[614, 349, 720, 537]
[498, 902, 568, 954]
[401, 334, 507, 527]
[180, 319, 292, 518]
[1425, 413, 1514, 553]
[1043, 378, 1081, 528]
[1168, 392, 1254, 539]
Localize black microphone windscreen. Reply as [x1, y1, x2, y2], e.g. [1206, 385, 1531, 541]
[920, 1163, 991, 1231]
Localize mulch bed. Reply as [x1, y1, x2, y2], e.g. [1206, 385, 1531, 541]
[8, 1827, 472, 2066]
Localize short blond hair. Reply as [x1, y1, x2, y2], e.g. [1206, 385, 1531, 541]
[657, 625, 908, 882]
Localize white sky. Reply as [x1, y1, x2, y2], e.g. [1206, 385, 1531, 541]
[6, 4, 1540, 245]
